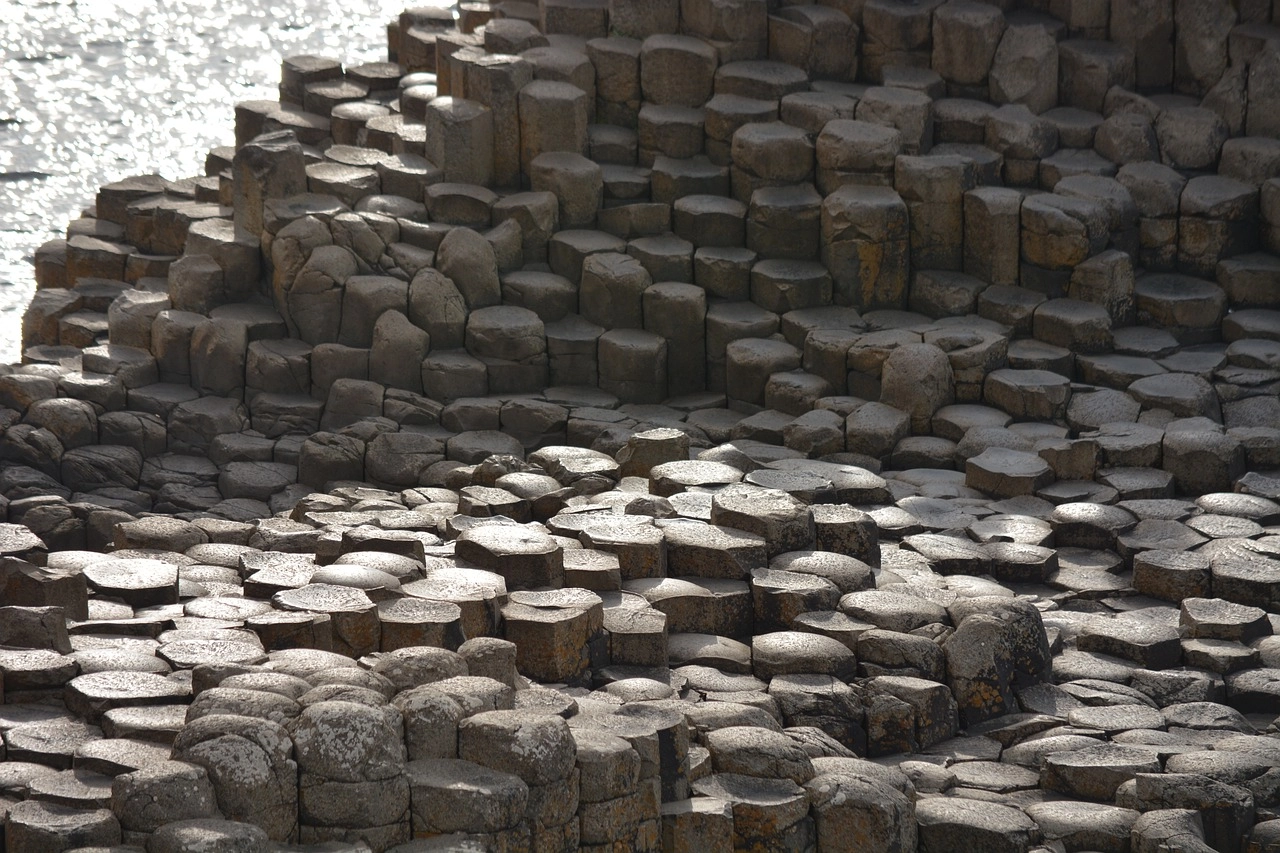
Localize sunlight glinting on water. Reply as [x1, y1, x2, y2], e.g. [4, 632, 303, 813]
[0, 0, 408, 362]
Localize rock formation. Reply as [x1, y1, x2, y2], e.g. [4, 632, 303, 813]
[4, 0, 1280, 851]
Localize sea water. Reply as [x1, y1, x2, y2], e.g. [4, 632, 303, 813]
[0, 0, 407, 362]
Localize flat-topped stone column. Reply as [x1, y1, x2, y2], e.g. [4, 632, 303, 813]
[233, 131, 307, 243]
[423, 97, 495, 186]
